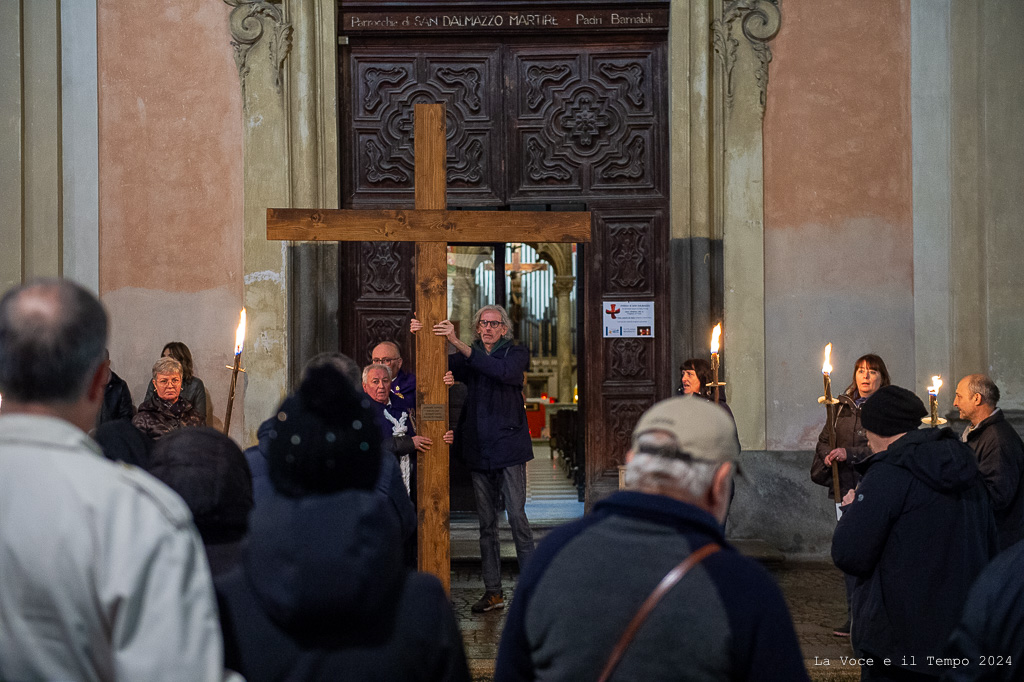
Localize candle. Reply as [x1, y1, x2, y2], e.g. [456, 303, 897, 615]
[822, 343, 834, 405]
[224, 308, 247, 435]
[821, 342, 842, 519]
[710, 323, 722, 402]
[927, 375, 942, 426]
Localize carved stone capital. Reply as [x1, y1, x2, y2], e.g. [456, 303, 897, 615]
[553, 274, 576, 297]
[712, 0, 782, 117]
[225, 0, 293, 99]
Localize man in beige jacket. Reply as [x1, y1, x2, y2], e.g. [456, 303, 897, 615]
[0, 279, 235, 682]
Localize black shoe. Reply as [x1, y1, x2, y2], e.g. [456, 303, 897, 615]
[833, 619, 851, 637]
[471, 591, 505, 613]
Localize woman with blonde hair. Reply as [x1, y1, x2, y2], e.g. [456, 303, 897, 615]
[143, 341, 207, 421]
[133, 356, 204, 439]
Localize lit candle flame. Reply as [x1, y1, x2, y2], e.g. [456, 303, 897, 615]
[822, 343, 833, 376]
[928, 375, 942, 396]
[233, 308, 247, 355]
[710, 324, 722, 354]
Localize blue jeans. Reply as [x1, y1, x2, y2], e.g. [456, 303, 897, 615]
[471, 464, 535, 593]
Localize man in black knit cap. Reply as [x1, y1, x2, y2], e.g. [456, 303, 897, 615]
[832, 385, 997, 681]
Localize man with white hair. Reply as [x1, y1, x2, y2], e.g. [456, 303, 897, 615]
[0, 279, 233, 682]
[495, 396, 808, 682]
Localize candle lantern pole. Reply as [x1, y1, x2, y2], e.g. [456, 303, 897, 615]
[223, 309, 247, 436]
[921, 375, 947, 428]
[709, 324, 725, 403]
[818, 343, 842, 520]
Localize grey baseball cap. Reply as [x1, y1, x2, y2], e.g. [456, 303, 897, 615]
[632, 396, 741, 465]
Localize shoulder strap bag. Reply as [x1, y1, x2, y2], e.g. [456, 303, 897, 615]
[596, 542, 723, 682]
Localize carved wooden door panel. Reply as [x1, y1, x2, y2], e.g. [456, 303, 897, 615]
[339, 36, 669, 495]
[344, 44, 505, 208]
[339, 43, 505, 367]
[586, 206, 668, 480]
[504, 42, 666, 201]
[503, 43, 669, 491]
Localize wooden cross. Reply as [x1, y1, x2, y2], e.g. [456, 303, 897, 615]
[267, 103, 591, 591]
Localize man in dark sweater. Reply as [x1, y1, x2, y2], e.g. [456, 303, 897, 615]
[496, 397, 808, 682]
[833, 386, 997, 681]
[954, 373, 1024, 550]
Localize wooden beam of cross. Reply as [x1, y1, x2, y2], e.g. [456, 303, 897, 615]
[267, 103, 591, 591]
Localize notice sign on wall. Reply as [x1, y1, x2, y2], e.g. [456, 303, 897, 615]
[602, 301, 655, 338]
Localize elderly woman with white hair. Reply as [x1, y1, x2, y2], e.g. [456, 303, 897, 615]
[132, 356, 204, 439]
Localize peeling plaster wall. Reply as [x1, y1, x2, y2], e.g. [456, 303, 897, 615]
[97, 1, 244, 438]
[763, 0, 914, 451]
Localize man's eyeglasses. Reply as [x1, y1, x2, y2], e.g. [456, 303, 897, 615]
[372, 357, 399, 364]
[478, 320, 504, 329]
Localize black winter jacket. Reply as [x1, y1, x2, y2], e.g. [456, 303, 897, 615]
[832, 428, 997, 676]
[449, 340, 533, 472]
[98, 370, 134, 426]
[216, 490, 470, 682]
[944, 538, 1024, 681]
[964, 409, 1024, 550]
[143, 375, 208, 423]
[811, 392, 870, 500]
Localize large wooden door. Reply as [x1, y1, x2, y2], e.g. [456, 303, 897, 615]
[338, 22, 670, 498]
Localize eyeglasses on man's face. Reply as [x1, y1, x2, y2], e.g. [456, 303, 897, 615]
[372, 356, 399, 364]
[478, 319, 504, 329]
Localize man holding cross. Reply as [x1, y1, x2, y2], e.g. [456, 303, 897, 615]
[413, 304, 535, 613]
[268, 102, 590, 589]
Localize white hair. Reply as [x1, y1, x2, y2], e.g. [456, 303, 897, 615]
[624, 431, 721, 498]
[361, 363, 392, 383]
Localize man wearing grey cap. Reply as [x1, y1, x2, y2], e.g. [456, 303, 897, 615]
[495, 396, 808, 682]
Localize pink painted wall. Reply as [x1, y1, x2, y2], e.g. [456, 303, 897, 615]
[97, 1, 244, 436]
[763, 0, 914, 449]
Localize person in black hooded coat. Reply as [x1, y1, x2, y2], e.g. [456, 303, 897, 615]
[943, 537, 1024, 681]
[215, 365, 469, 682]
[832, 386, 997, 681]
[148, 427, 253, 577]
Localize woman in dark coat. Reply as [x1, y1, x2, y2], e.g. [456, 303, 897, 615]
[811, 354, 891, 500]
[133, 356, 204, 439]
[677, 357, 733, 419]
[810, 352, 890, 636]
[143, 341, 208, 422]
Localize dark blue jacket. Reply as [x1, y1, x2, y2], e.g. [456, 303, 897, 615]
[944, 538, 1024, 681]
[365, 397, 418, 458]
[390, 368, 417, 415]
[832, 428, 997, 676]
[449, 340, 532, 472]
[496, 491, 809, 681]
[245, 416, 416, 542]
[215, 489, 469, 682]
